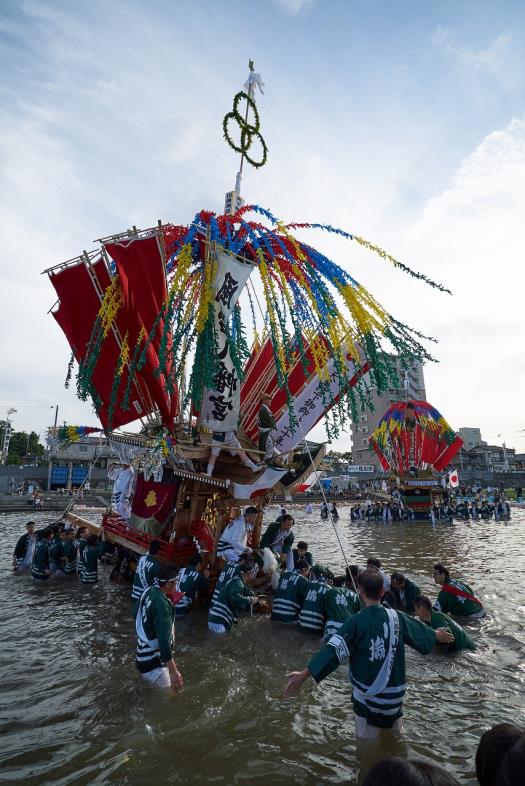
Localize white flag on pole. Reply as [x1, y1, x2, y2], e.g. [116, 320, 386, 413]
[198, 251, 253, 432]
[272, 354, 359, 454]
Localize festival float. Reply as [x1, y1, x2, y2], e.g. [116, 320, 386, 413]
[369, 399, 464, 519]
[43, 63, 451, 571]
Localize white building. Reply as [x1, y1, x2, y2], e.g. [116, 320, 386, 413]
[458, 427, 486, 450]
[350, 355, 426, 470]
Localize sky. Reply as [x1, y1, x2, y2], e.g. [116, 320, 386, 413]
[0, 0, 524, 454]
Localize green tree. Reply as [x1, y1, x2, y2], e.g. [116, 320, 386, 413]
[6, 430, 45, 464]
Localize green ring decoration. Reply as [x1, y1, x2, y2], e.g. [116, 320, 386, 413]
[222, 90, 267, 168]
[223, 112, 245, 154]
[233, 91, 260, 133]
[242, 127, 268, 168]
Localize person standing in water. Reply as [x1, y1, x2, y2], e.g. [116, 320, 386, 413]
[12, 521, 37, 570]
[284, 570, 453, 741]
[135, 564, 184, 691]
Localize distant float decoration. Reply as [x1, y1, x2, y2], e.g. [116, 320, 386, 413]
[369, 400, 464, 474]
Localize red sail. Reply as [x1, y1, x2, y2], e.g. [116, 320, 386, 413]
[105, 235, 178, 425]
[50, 259, 152, 429]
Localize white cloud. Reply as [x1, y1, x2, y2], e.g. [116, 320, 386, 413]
[432, 25, 511, 73]
[396, 118, 525, 452]
[273, 0, 314, 15]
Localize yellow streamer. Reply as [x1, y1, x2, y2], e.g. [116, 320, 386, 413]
[99, 275, 122, 338]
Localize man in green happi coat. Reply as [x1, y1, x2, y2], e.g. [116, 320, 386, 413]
[208, 561, 259, 633]
[432, 563, 485, 620]
[62, 529, 78, 575]
[174, 553, 209, 616]
[131, 540, 162, 610]
[284, 569, 454, 741]
[271, 559, 310, 623]
[259, 514, 295, 569]
[135, 563, 184, 691]
[79, 533, 108, 584]
[324, 570, 361, 640]
[298, 566, 331, 633]
[414, 596, 476, 652]
[31, 529, 53, 581]
[390, 571, 421, 613]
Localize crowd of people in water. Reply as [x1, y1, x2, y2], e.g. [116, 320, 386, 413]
[346, 496, 512, 523]
[12, 503, 524, 784]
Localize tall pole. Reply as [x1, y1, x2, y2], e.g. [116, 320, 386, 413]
[224, 59, 266, 216]
[1, 407, 17, 465]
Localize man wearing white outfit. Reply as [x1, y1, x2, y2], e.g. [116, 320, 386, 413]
[216, 506, 258, 562]
[108, 462, 135, 519]
[206, 430, 260, 477]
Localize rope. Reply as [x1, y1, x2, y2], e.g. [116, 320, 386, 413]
[294, 421, 359, 595]
[61, 442, 104, 519]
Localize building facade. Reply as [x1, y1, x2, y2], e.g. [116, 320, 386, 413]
[457, 444, 517, 474]
[458, 427, 486, 450]
[350, 355, 426, 470]
[47, 437, 119, 490]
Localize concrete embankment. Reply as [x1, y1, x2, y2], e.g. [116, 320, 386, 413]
[0, 492, 109, 515]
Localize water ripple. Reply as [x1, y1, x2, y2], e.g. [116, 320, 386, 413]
[1, 508, 524, 784]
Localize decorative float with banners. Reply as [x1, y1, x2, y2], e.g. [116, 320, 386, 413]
[369, 399, 464, 519]
[44, 62, 451, 570]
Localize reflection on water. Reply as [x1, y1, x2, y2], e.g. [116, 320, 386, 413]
[1, 507, 524, 785]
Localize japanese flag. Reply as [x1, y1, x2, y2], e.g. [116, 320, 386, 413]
[232, 467, 288, 500]
[448, 471, 459, 488]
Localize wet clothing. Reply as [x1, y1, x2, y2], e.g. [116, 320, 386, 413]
[131, 554, 161, 602]
[63, 540, 78, 575]
[391, 578, 421, 613]
[49, 540, 65, 572]
[271, 570, 309, 622]
[308, 605, 436, 728]
[79, 542, 107, 583]
[175, 567, 209, 614]
[208, 576, 252, 632]
[135, 586, 175, 674]
[292, 549, 313, 568]
[324, 586, 361, 639]
[31, 540, 51, 581]
[298, 579, 329, 633]
[259, 522, 294, 556]
[434, 579, 484, 618]
[212, 561, 242, 605]
[13, 532, 37, 568]
[76, 538, 88, 568]
[426, 610, 476, 652]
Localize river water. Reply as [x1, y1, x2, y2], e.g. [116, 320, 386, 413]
[1, 507, 524, 785]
